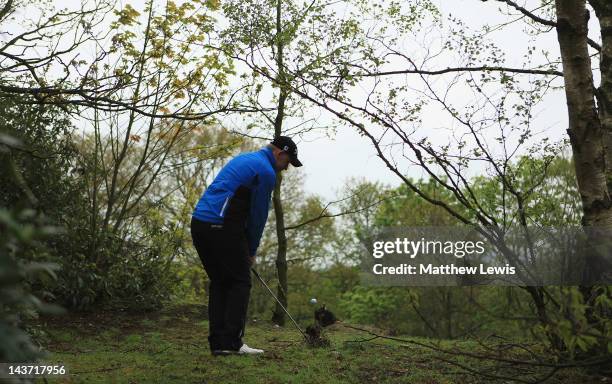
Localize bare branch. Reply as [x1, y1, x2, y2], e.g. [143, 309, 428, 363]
[347, 65, 563, 78]
[492, 0, 601, 51]
[284, 193, 397, 231]
[0, 0, 13, 22]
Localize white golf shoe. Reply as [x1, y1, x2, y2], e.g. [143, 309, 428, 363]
[212, 343, 264, 356]
[238, 344, 264, 354]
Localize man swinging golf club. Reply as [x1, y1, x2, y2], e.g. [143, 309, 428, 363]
[190, 136, 302, 355]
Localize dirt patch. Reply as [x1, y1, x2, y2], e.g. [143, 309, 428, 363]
[37, 303, 207, 337]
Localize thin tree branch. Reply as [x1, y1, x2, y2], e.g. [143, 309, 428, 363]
[492, 0, 601, 51]
[347, 65, 563, 78]
[284, 193, 396, 231]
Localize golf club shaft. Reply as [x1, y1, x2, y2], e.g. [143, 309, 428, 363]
[251, 268, 307, 340]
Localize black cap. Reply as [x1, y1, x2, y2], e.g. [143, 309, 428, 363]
[270, 136, 302, 167]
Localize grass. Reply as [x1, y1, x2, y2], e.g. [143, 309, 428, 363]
[34, 303, 601, 384]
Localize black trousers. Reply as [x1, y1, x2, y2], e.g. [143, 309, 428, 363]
[190, 217, 252, 351]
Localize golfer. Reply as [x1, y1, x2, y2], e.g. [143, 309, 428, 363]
[191, 136, 302, 355]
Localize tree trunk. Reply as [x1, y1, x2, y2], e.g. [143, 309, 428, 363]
[271, 0, 289, 325]
[555, 0, 612, 284]
[555, 1, 612, 357]
[589, 1, 612, 199]
[272, 171, 288, 325]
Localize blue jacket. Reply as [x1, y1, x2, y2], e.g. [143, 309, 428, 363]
[192, 147, 277, 256]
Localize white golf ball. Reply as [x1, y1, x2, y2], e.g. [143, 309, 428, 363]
[310, 298, 318, 304]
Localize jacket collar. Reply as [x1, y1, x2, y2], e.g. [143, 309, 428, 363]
[262, 147, 277, 173]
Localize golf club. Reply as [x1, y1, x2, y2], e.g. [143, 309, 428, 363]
[251, 268, 307, 340]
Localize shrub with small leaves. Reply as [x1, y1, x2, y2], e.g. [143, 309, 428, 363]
[0, 208, 64, 363]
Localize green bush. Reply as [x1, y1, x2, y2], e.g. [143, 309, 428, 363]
[0, 208, 63, 362]
[0, 98, 183, 311]
[339, 286, 417, 333]
[51, 221, 182, 311]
